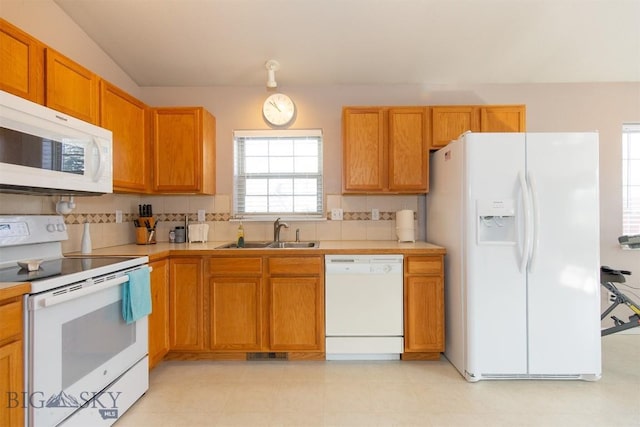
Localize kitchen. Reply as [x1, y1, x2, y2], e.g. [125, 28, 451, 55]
[1, 0, 639, 426]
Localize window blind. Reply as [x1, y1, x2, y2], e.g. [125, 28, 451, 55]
[233, 129, 323, 218]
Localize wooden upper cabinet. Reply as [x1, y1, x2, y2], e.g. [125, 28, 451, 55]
[431, 106, 480, 150]
[388, 107, 429, 192]
[152, 107, 216, 194]
[0, 18, 44, 104]
[343, 106, 429, 194]
[99, 81, 150, 193]
[45, 48, 99, 124]
[342, 107, 385, 192]
[480, 105, 526, 132]
[430, 104, 526, 150]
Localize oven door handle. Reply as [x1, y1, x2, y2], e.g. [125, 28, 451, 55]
[41, 266, 152, 308]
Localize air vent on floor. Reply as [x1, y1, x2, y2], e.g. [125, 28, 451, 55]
[246, 352, 288, 361]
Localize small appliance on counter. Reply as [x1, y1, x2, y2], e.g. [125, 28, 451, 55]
[188, 224, 209, 243]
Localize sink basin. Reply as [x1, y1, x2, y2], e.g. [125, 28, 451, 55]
[215, 241, 319, 249]
[268, 241, 320, 249]
[215, 241, 272, 249]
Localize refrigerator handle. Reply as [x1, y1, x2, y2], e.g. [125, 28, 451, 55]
[527, 171, 540, 272]
[519, 171, 532, 273]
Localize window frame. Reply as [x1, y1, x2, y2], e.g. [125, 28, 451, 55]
[622, 123, 640, 235]
[233, 129, 324, 220]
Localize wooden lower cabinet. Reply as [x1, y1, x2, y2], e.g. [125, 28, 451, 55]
[208, 255, 324, 355]
[0, 292, 26, 427]
[169, 257, 205, 351]
[162, 252, 445, 363]
[209, 277, 262, 351]
[148, 258, 169, 369]
[267, 256, 324, 352]
[403, 255, 445, 359]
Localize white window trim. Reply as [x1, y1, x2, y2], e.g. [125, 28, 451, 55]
[233, 129, 324, 220]
[622, 123, 640, 236]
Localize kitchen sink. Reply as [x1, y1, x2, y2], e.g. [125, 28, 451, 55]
[268, 241, 319, 248]
[215, 241, 272, 249]
[215, 241, 319, 249]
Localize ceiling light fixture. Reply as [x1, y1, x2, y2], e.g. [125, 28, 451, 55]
[265, 59, 280, 88]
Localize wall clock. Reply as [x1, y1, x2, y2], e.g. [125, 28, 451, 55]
[262, 93, 296, 127]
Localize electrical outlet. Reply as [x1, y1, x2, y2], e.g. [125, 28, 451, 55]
[371, 208, 380, 221]
[331, 208, 343, 221]
[115, 210, 122, 224]
[197, 209, 206, 222]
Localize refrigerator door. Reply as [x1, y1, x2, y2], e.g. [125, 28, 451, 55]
[464, 133, 529, 378]
[525, 133, 601, 377]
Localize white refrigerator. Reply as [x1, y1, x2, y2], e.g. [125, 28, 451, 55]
[427, 132, 601, 381]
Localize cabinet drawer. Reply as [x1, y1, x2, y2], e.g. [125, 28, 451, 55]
[268, 256, 322, 275]
[0, 299, 22, 342]
[210, 257, 262, 275]
[406, 256, 442, 275]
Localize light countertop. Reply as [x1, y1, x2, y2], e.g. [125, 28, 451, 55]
[66, 240, 446, 261]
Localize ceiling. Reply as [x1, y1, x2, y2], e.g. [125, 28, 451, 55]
[54, 0, 640, 88]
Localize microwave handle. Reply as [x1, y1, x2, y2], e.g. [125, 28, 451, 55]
[92, 137, 107, 182]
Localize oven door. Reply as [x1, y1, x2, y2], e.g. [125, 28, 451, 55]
[25, 271, 148, 427]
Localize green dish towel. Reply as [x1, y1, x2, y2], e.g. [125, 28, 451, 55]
[122, 266, 152, 324]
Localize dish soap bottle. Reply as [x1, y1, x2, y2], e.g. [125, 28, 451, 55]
[237, 222, 245, 248]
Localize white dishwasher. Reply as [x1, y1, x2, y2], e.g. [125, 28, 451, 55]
[325, 254, 404, 360]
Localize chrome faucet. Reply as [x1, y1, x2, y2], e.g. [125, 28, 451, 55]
[273, 217, 289, 242]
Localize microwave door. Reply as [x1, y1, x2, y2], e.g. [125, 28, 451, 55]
[0, 90, 112, 195]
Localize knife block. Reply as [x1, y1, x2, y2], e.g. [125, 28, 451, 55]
[135, 217, 156, 245]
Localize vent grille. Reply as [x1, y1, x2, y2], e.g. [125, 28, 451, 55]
[246, 352, 288, 361]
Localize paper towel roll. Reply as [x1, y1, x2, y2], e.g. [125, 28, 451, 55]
[396, 210, 415, 242]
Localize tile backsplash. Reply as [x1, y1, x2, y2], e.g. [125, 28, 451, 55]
[0, 193, 423, 253]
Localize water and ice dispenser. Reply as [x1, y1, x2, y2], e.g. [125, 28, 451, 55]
[477, 199, 516, 244]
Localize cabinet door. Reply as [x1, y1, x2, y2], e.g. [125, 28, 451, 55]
[404, 275, 444, 352]
[388, 107, 429, 192]
[268, 276, 324, 351]
[100, 81, 150, 193]
[342, 107, 386, 192]
[0, 341, 23, 427]
[0, 18, 44, 104]
[45, 48, 99, 124]
[431, 106, 480, 149]
[148, 258, 169, 369]
[209, 277, 262, 350]
[480, 105, 526, 132]
[152, 107, 216, 194]
[169, 258, 205, 350]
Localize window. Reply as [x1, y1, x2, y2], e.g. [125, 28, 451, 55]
[234, 129, 323, 218]
[622, 123, 640, 235]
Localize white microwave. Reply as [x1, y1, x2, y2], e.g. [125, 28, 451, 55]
[0, 90, 113, 195]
